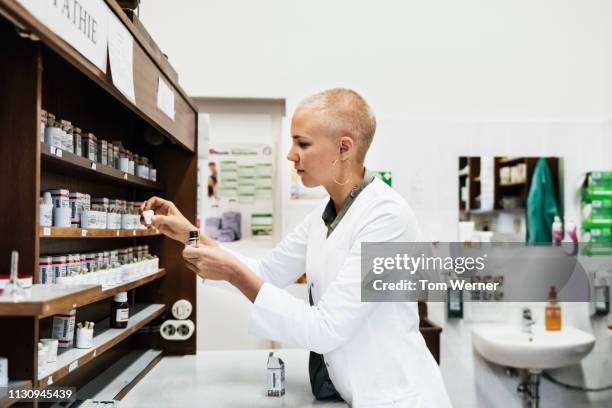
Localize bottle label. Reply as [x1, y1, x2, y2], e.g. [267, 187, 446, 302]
[116, 308, 129, 322]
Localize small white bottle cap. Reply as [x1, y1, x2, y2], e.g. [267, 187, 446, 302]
[114, 291, 128, 302]
[142, 210, 154, 225]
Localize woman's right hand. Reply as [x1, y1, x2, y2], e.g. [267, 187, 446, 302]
[141, 196, 195, 243]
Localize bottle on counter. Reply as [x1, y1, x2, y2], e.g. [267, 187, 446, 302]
[545, 285, 561, 331]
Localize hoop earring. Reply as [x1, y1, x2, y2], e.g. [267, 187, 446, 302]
[331, 159, 350, 186]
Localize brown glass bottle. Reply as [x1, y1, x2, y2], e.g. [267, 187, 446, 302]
[545, 285, 562, 331]
[110, 292, 129, 329]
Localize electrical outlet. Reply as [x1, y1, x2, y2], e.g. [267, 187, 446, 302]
[172, 299, 193, 320]
[160, 319, 194, 341]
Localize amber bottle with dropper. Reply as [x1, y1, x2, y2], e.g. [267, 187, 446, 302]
[545, 285, 562, 331]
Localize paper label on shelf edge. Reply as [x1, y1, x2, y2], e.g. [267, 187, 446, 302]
[116, 230, 120, 236]
[47, 376, 53, 386]
[157, 76, 175, 121]
[81, 229, 87, 237]
[91, 162, 97, 170]
[69, 360, 78, 372]
[132, 230, 136, 236]
[15, 0, 109, 73]
[56, 149, 62, 158]
[123, 173, 128, 180]
[107, 9, 136, 102]
[43, 227, 51, 236]
[49, 146, 55, 155]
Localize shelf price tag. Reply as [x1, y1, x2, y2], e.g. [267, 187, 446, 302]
[68, 360, 78, 372]
[49, 146, 55, 155]
[123, 173, 128, 180]
[43, 227, 51, 236]
[47, 376, 53, 386]
[81, 229, 88, 237]
[132, 230, 137, 236]
[91, 162, 97, 170]
[55, 149, 62, 158]
[116, 230, 120, 236]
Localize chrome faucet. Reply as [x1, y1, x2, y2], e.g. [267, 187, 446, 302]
[522, 308, 535, 335]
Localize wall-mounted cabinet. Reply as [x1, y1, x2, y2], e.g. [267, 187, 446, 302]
[0, 0, 197, 404]
[459, 156, 561, 241]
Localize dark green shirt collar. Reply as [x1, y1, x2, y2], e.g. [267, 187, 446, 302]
[322, 169, 376, 237]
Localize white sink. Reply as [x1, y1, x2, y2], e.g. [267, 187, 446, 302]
[472, 325, 595, 371]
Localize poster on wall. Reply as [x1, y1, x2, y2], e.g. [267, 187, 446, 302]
[374, 170, 392, 186]
[205, 144, 274, 240]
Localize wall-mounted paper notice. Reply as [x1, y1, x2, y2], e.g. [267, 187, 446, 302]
[107, 10, 135, 102]
[157, 77, 175, 120]
[16, 0, 109, 73]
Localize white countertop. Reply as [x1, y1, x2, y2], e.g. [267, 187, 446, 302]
[121, 349, 348, 408]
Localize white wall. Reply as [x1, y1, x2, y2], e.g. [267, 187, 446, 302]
[138, 0, 287, 98]
[193, 99, 288, 350]
[140, 1, 612, 406]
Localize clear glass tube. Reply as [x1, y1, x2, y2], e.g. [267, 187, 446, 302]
[2, 251, 25, 301]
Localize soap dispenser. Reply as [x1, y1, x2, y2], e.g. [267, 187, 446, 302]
[545, 285, 562, 331]
[593, 272, 610, 316]
[447, 288, 463, 319]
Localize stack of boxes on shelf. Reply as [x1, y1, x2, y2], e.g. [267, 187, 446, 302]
[39, 245, 159, 286]
[581, 171, 611, 317]
[41, 109, 157, 181]
[581, 172, 612, 255]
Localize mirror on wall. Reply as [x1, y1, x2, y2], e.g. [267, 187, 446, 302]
[458, 157, 563, 242]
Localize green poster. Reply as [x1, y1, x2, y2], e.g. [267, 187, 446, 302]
[375, 170, 392, 187]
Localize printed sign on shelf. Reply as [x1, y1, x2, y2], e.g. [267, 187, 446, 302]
[107, 9, 135, 102]
[157, 77, 175, 120]
[16, 0, 109, 73]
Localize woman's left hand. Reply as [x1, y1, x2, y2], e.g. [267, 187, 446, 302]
[182, 245, 240, 281]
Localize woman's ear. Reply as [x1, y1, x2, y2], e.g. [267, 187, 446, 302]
[339, 136, 354, 159]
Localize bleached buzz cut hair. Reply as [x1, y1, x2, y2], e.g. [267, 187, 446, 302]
[296, 88, 376, 163]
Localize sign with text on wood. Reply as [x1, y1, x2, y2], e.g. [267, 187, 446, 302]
[16, 0, 109, 73]
[107, 7, 135, 102]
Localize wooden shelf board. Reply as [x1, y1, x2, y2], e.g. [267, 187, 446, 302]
[37, 304, 165, 388]
[0, 270, 165, 317]
[39, 226, 161, 239]
[41, 143, 164, 190]
[498, 157, 525, 165]
[77, 349, 163, 401]
[0, 284, 100, 317]
[0, 380, 32, 408]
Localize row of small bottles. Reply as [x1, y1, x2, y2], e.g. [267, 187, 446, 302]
[41, 109, 157, 180]
[39, 245, 159, 286]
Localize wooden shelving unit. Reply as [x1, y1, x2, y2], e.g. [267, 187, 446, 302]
[0, 0, 198, 403]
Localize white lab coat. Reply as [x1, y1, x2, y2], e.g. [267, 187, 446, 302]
[225, 178, 451, 407]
